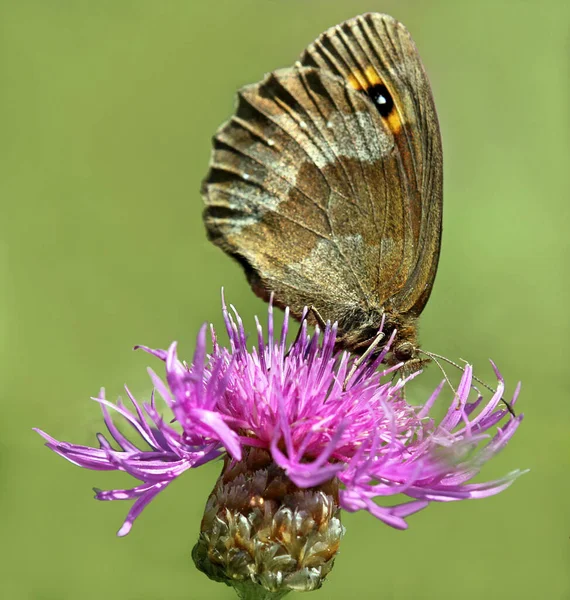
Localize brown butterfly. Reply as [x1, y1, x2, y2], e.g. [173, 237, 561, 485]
[201, 13, 443, 369]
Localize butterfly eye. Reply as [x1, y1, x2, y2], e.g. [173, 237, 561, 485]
[368, 83, 394, 118]
[394, 342, 415, 361]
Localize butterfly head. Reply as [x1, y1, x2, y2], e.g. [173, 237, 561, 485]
[382, 315, 428, 372]
[334, 307, 425, 370]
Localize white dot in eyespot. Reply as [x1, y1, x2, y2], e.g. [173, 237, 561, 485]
[326, 121, 333, 129]
[299, 120, 307, 129]
[267, 139, 275, 147]
[378, 95, 387, 105]
[242, 173, 250, 180]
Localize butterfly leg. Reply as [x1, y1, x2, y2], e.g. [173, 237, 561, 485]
[343, 331, 385, 391]
[308, 305, 327, 329]
[391, 369, 407, 400]
[285, 306, 328, 359]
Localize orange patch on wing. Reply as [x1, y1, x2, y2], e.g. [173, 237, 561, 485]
[346, 71, 367, 90]
[364, 65, 382, 86]
[346, 66, 383, 90]
[346, 67, 403, 134]
[385, 110, 403, 135]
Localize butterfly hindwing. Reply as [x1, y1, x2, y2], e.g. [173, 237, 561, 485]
[299, 13, 443, 316]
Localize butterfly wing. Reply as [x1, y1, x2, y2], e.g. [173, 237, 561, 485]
[202, 13, 442, 324]
[300, 13, 443, 316]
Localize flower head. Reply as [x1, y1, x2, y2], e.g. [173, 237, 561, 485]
[35, 297, 524, 597]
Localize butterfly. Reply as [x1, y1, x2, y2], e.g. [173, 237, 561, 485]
[201, 13, 443, 369]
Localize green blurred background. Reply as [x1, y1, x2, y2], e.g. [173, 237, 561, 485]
[2, 0, 569, 598]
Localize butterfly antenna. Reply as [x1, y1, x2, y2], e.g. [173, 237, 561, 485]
[422, 350, 516, 417]
[418, 349, 457, 398]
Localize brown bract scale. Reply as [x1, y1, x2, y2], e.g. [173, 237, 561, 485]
[202, 13, 443, 369]
[192, 448, 343, 598]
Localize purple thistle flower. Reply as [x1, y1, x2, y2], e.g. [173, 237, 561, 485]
[35, 297, 524, 596]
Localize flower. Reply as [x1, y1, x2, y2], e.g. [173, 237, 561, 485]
[35, 297, 524, 597]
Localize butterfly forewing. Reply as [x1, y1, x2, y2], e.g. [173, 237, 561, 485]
[299, 13, 443, 316]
